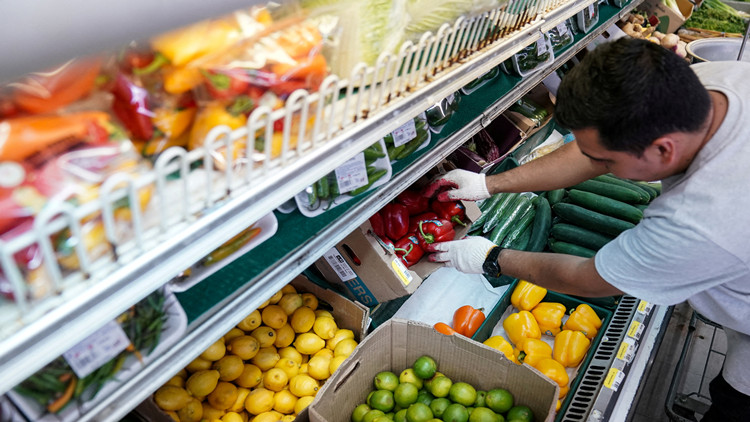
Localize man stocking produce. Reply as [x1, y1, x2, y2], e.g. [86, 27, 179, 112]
[423, 38, 750, 421]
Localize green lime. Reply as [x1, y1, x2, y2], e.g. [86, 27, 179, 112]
[485, 389, 514, 414]
[474, 391, 487, 407]
[413, 356, 437, 379]
[416, 389, 434, 406]
[363, 409, 386, 422]
[368, 391, 376, 406]
[405, 402, 434, 422]
[442, 403, 469, 422]
[449, 382, 477, 407]
[370, 389, 395, 412]
[374, 371, 401, 391]
[429, 397, 451, 418]
[468, 406, 499, 422]
[506, 405, 533, 422]
[466, 407, 475, 416]
[424, 372, 445, 391]
[373, 417, 391, 422]
[352, 404, 372, 422]
[429, 375, 453, 398]
[385, 413, 395, 420]
[394, 409, 408, 422]
[395, 382, 420, 408]
[399, 368, 424, 390]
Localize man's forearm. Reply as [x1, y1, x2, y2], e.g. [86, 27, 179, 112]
[486, 141, 606, 194]
[498, 249, 623, 297]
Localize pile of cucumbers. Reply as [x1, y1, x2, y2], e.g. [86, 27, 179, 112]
[469, 192, 552, 253]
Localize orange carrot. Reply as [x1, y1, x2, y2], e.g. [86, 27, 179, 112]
[270, 53, 327, 82]
[12, 58, 102, 115]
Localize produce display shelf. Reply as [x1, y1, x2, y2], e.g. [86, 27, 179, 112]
[77, 3, 647, 421]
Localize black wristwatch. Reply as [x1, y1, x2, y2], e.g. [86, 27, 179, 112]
[482, 246, 503, 278]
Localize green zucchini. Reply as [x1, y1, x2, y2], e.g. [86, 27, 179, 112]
[527, 196, 552, 252]
[489, 196, 534, 244]
[592, 175, 650, 203]
[567, 189, 643, 224]
[547, 188, 565, 206]
[550, 223, 614, 251]
[571, 179, 645, 204]
[552, 202, 635, 237]
[501, 206, 536, 248]
[483, 193, 521, 233]
[549, 239, 596, 258]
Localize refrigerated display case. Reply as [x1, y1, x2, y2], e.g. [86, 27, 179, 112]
[0, 0, 679, 420]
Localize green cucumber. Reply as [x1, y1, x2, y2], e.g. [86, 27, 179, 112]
[489, 196, 533, 244]
[546, 188, 565, 206]
[552, 202, 635, 237]
[550, 223, 614, 251]
[510, 223, 533, 251]
[549, 239, 596, 258]
[567, 189, 643, 224]
[483, 193, 521, 233]
[592, 175, 650, 203]
[635, 181, 659, 200]
[634, 204, 648, 212]
[527, 196, 552, 252]
[647, 182, 662, 195]
[501, 205, 536, 248]
[571, 179, 645, 204]
[472, 193, 506, 229]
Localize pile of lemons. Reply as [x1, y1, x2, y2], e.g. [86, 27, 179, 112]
[152, 283, 359, 422]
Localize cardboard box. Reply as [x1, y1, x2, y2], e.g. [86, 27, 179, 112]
[314, 201, 481, 306]
[503, 84, 556, 140]
[309, 319, 558, 422]
[646, 0, 693, 34]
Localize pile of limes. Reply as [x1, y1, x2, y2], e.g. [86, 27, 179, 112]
[351, 356, 535, 422]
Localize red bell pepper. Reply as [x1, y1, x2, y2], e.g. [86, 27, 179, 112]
[394, 235, 424, 267]
[202, 68, 250, 101]
[416, 219, 455, 246]
[382, 203, 410, 241]
[369, 212, 386, 238]
[396, 190, 430, 215]
[110, 73, 154, 141]
[431, 200, 468, 227]
[408, 212, 438, 235]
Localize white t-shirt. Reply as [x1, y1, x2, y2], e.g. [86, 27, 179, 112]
[595, 61, 750, 395]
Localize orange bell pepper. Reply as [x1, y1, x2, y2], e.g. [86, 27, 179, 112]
[532, 302, 566, 336]
[503, 310, 541, 346]
[553, 329, 591, 368]
[563, 304, 602, 339]
[511, 280, 547, 311]
[513, 338, 552, 367]
[453, 305, 486, 337]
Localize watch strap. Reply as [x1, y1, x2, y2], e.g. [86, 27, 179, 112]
[483, 246, 503, 277]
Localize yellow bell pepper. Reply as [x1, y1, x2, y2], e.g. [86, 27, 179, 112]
[513, 338, 552, 367]
[553, 329, 591, 368]
[559, 385, 570, 399]
[162, 66, 204, 94]
[532, 302, 566, 336]
[563, 304, 603, 339]
[151, 18, 240, 67]
[503, 310, 541, 346]
[483, 335, 515, 362]
[511, 280, 547, 311]
[532, 357, 569, 387]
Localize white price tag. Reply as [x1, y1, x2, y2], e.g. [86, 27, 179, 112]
[323, 248, 357, 281]
[637, 300, 654, 315]
[63, 321, 130, 378]
[556, 22, 567, 34]
[627, 320, 645, 340]
[588, 4, 595, 17]
[537, 37, 548, 55]
[616, 337, 638, 364]
[604, 368, 625, 392]
[392, 120, 418, 147]
[335, 153, 368, 194]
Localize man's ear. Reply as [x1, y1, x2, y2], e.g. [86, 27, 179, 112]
[649, 136, 677, 165]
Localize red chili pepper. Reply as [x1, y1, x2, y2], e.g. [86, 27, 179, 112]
[369, 212, 386, 238]
[453, 305, 486, 337]
[202, 68, 250, 101]
[431, 200, 468, 227]
[110, 73, 154, 141]
[396, 190, 430, 215]
[382, 203, 410, 241]
[408, 212, 438, 235]
[416, 219, 455, 246]
[394, 235, 424, 267]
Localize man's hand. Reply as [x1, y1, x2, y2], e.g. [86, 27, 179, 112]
[425, 237, 497, 274]
[423, 169, 490, 201]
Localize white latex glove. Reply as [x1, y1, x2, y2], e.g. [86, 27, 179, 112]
[422, 169, 491, 202]
[425, 236, 497, 274]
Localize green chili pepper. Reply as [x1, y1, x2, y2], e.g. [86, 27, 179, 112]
[306, 183, 320, 211]
[395, 131, 428, 160]
[317, 175, 330, 200]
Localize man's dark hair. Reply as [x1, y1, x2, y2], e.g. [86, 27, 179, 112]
[555, 38, 711, 155]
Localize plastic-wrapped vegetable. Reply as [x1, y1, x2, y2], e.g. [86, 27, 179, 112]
[547, 21, 575, 54]
[502, 34, 555, 77]
[576, 2, 599, 34]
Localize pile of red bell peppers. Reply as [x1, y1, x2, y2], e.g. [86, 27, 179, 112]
[369, 189, 469, 267]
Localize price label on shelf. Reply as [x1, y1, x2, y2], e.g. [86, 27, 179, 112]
[627, 320, 645, 340]
[617, 337, 638, 364]
[604, 368, 625, 392]
[323, 248, 357, 281]
[537, 37, 548, 55]
[588, 4, 595, 17]
[63, 320, 130, 378]
[335, 153, 368, 194]
[392, 120, 418, 147]
[637, 300, 654, 315]
[556, 22, 567, 34]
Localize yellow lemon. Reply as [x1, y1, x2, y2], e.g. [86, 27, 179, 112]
[227, 335, 260, 360]
[235, 364, 263, 389]
[294, 395, 315, 414]
[299, 363, 309, 374]
[244, 387, 275, 415]
[201, 402, 226, 420]
[263, 367, 290, 392]
[254, 410, 284, 422]
[289, 374, 320, 397]
[307, 355, 332, 381]
[301, 293, 318, 310]
[154, 385, 191, 411]
[164, 410, 179, 421]
[165, 375, 185, 388]
[333, 338, 358, 357]
[230, 388, 251, 413]
[282, 415, 297, 422]
[294, 332, 325, 355]
[261, 305, 288, 329]
[278, 347, 303, 365]
[329, 355, 348, 375]
[314, 310, 333, 319]
[237, 310, 262, 332]
[278, 293, 304, 315]
[258, 298, 271, 309]
[312, 317, 337, 340]
[252, 347, 281, 371]
[326, 329, 355, 350]
[186, 369, 220, 397]
[224, 328, 245, 343]
[281, 284, 297, 295]
[213, 355, 245, 382]
[208, 381, 239, 411]
[200, 338, 226, 361]
[274, 323, 296, 348]
[273, 389, 298, 414]
[269, 289, 284, 304]
[251, 326, 277, 348]
[313, 348, 334, 359]
[185, 356, 212, 372]
[221, 412, 244, 422]
[290, 306, 316, 333]
[177, 397, 203, 422]
[274, 357, 301, 379]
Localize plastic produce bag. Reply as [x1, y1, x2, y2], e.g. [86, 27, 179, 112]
[548, 20, 575, 53]
[404, 0, 500, 41]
